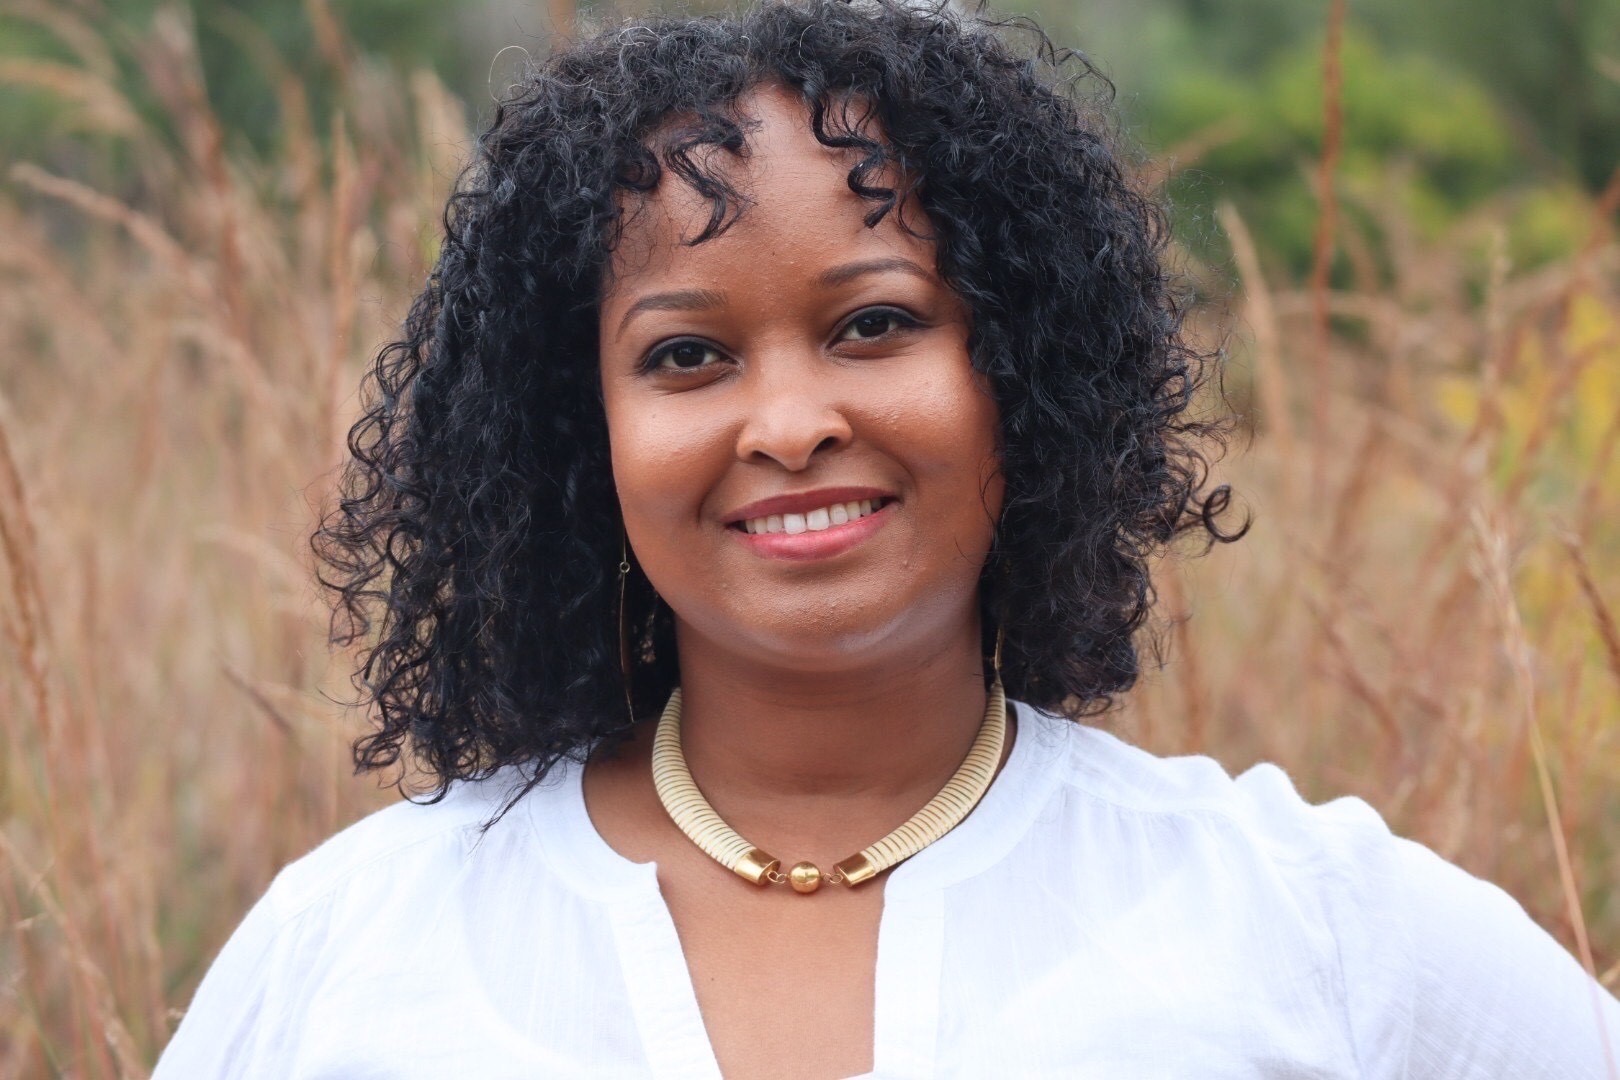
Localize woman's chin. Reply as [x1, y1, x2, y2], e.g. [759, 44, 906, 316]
[679, 592, 967, 678]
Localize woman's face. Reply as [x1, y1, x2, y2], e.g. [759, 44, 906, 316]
[598, 85, 1004, 672]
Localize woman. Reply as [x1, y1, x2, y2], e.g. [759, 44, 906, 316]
[157, 1, 1619, 1076]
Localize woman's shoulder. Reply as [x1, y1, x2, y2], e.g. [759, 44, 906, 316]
[1026, 703, 1391, 860]
[1017, 703, 1620, 1077]
[1029, 707, 1497, 928]
[154, 765, 598, 1076]
[1031, 711, 1420, 954]
[257, 765, 549, 926]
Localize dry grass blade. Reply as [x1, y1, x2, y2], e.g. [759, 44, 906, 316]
[1218, 201, 1295, 462]
[1302, 594, 1403, 756]
[1576, 401, 1620, 543]
[1137, 117, 1246, 190]
[1560, 529, 1620, 698]
[1472, 508, 1616, 1077]
[1307, 0, 1348, 496]
[3, 0, 120, 77]
[221, 663, 300, 744]
[0, 397, 51, 728]
[8, 164, 218, 309]
[0, 6, 402, 1070]
[0, 59, 140, 135]
[0, 831, 148, 1080]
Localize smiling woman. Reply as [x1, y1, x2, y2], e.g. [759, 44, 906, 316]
[154, 1, 1618, 1077]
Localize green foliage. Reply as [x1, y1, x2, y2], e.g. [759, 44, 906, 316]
[1505, 184, 1593, 268]
[1357, 0, 1620, 191]
[1032, 0, 1617, 277]
[1146, 26, 1523, 273]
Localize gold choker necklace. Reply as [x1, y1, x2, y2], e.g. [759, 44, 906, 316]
[651, 681, 1007, 893]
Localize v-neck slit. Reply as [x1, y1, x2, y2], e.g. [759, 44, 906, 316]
[606, 887, 725, 1079]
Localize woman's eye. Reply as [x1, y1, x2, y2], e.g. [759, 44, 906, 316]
[838, 309, 912, 342]
[649, 340, 723, 371]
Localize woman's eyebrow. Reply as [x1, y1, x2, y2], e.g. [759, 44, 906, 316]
[616, 287, 727, 336]
[817, 257, 933, 288]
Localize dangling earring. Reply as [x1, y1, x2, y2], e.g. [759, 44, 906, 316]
[992, 620, 1005, 690]
[618, 531, 635, 729]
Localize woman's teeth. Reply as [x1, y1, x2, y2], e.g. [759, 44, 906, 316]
[742, 499, 884, 535]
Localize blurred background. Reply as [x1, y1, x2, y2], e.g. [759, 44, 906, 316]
[2, 0, 1617, 1073]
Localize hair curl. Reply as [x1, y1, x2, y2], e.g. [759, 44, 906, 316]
[312, 0, 1247, 802]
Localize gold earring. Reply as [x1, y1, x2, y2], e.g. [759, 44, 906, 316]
[618, 533, 635, 728]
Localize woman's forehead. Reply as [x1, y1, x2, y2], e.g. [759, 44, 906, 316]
[602, 85, 923, 297]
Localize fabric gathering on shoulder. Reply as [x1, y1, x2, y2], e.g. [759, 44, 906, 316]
[155, 701, 1620, 1079]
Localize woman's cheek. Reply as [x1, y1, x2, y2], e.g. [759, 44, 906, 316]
[893, 360, 997, 471]
[610, 397, 728, 532]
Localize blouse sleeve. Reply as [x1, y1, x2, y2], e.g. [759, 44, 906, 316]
[151, 884, 331, 1077]
[1233, 764, 1619, 1079]
[1386, 835, 1620, 1079]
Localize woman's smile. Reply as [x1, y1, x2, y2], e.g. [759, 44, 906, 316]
[725, 488, 898, 561]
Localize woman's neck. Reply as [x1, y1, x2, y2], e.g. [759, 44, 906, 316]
[666, 615, 994, 827]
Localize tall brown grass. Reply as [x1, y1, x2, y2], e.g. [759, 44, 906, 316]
[2, 4, 1617, 1075]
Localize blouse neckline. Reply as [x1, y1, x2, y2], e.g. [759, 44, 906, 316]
[526, 697, 1066, 903]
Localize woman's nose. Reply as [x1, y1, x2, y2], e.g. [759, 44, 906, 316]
[733, 356, 854, 472]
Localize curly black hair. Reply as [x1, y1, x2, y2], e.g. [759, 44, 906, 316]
[312, 0, 1245, 801]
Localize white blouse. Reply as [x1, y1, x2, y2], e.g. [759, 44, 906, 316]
[156, 701, 1619, 1078]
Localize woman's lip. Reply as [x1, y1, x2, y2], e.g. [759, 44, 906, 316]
[730, 499, 893, 561]
[722, 486, 896, 526]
